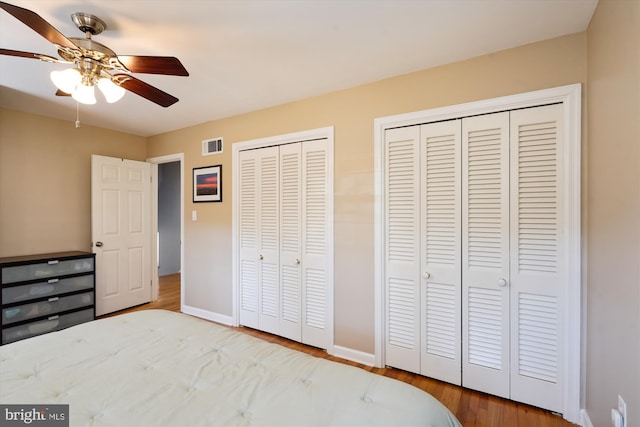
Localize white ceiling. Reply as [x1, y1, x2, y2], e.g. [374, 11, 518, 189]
[0, 0, 598, 137]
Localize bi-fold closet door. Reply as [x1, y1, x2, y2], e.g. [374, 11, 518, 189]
[384, 103, 565, 413]
[238, 139, 331, 350]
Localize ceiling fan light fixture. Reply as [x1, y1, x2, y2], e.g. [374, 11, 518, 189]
[72, 82, 96, 105]
[97, 77, 125, 103]
[50, 68, 81, 94]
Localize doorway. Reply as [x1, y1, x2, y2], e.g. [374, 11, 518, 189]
[148, 154, 184, 308]
[158, 161, 181, 276]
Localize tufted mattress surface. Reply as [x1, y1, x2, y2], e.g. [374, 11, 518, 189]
[0, 309, 461, 426]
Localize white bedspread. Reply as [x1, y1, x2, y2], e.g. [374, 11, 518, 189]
[0, 310, 461, 426]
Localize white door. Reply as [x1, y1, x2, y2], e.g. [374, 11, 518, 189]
[419, 120, 462, 385]
[238, 149, 260, 328]
[384, 121, 463, 383]
[277, 139, 332, 347]
[238, 147, 281, 334]
[279, 143, 302, 342]
[92, 155, 152, 316]
[300, 139, 331, 349]
[461, 112, 511, 398]
[378, 88, 580, 419]
[509, 104, 564, 412]
[236, 129, 333, 350]
[237, 137, 332, 349]
[257, 146, 281, 335]
[384, 125, 422, 372]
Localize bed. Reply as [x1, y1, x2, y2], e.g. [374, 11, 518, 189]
[0, 309, 461, 426]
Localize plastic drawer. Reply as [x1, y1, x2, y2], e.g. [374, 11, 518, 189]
[2, 257, 94, 284]
[2, 291, 94, 325]
[2, 308, 94, 344]
[2, 275, 94, 305]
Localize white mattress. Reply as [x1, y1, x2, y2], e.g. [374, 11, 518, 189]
[0, 310, 461, 426]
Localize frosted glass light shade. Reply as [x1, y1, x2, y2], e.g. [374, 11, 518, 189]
[50, 68, 81, 94]
[72, 83, 96, 105]
[97, 77, 125, 103]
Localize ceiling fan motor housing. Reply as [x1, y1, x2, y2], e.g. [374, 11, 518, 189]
[58, 13, 124, 75]
[71, 12, 106, 35]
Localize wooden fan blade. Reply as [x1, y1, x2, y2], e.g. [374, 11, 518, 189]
[117, 56, 189, 76]
[1, 48, 61, 63]
[1, 48, 39, 59]
[0, 2, 78, 50]
[55, 89, 71, 96]
[113, 74, 179, 107]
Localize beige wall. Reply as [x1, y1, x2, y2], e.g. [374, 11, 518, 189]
[0, 109, 147, 257]
[586, 0, 640, 426]
[148, 32, 587, 352]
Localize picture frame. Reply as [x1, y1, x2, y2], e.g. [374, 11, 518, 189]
[193, 165, 222, 203]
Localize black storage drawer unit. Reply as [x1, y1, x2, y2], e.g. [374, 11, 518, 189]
[0, 251, 96, 345]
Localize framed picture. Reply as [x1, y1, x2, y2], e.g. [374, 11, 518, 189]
[193, 165, 222, 202]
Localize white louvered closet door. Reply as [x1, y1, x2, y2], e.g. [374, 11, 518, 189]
[239, 138, 331, 349]
[279, 142, 302, 342]
[257, 146, 281, 335]
[238, 149, 260, 329]
[238, 146, 281, 334]
[509, 104, 564, 412]
[301, 139, 331, 349]
[384, 125, 421, 373]
[461, 112, 511, 399]
[382, 103, 568, 413]
[419, 120, 462, 385]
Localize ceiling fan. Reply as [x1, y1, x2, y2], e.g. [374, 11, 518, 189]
[0, 1, 188, 107]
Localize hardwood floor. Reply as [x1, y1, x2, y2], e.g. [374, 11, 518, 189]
[99, 272, 181, 318]
[101, 274, 577, 427]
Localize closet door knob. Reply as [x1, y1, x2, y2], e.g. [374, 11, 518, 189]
[295, 258, 301, 265]
[424, 272, 431, 279]
[497, 278, 508, 287]
[259, 254, 264, 261]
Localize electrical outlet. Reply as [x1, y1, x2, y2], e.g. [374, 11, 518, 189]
[618, 395, 627, 427]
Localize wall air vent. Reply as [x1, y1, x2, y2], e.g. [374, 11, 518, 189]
[202, 137, 223, 156]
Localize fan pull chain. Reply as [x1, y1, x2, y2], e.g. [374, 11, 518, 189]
[75, 101, 80, 128]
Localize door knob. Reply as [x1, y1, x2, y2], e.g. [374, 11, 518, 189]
[424, 272, 431, 279]
[95, 241, 103, 247]
[259, 254, 264, 260]
[295, 258, 301, 265]
[497, 278, 508, 287]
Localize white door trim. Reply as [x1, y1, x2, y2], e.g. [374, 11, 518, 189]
[232, 127, 335, 353]
[373, 84, 581, 424]
[147, 153, 184, 309]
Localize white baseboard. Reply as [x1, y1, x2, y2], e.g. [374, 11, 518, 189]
[333, 345, 376, 366]
[581, 409, 593, 427]
[181, 304, 233, 326]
